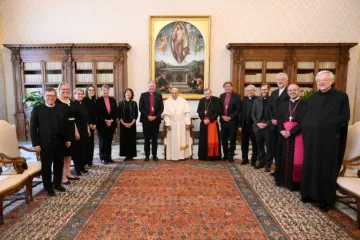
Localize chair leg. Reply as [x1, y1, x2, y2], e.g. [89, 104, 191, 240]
[25, 179, 32, 203]
[0, 196, 4, 225]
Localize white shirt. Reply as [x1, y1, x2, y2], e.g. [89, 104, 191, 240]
[279, 88, 286, 96]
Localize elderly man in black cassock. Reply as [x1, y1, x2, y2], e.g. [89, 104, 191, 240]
[300, 70, 350, 212]
[275, 84, 306, 190]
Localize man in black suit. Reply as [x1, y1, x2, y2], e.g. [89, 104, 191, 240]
[251, 83, 273, 172]
[30, 88, 71, 196]
[219, 81, 241, 162]
[269, 73, 289, 175]
[96, 85, 118, 165]
[139, 81, 164, 161]
[239, 85, 258, 166]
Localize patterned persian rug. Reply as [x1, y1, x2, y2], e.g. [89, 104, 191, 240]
[0, 161, 359, 239]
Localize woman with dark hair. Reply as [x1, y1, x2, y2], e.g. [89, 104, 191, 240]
[118, 88, 138, 161]
[83, 85, 97, 167]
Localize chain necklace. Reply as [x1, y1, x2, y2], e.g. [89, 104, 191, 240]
[204, 97, 212, 115]
[288, 99, 301, 121]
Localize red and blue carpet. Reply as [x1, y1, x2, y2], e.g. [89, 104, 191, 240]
[0, 161, 359, 239]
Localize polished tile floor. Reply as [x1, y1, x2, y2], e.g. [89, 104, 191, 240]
[1, 141, 356, 222]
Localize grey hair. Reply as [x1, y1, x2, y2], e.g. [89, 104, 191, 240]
[101, 84, 110, 90]
[316, 70, 335, 81]
[73, 88, 85, 95]
[276, 72, 288, 81]
[204, 88, 212, 93]
[245, 85, 256, 91]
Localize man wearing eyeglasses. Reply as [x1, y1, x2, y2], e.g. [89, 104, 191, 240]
[30, 88, 71, 197]
[219, 81, 241, 162]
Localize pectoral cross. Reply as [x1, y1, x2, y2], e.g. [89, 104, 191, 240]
[225, 105, 228, 109]
[151, 106, 154, 112]
[205, 110, 207, 115]
[289, 116, 293, 121]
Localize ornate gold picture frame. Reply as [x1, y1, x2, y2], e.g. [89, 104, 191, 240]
[149, 15, 211, 99]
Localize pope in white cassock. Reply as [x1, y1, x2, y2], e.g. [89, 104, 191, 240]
[163, 88, 192, 161]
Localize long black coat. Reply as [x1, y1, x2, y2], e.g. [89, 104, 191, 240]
[300, 89, 350, 205]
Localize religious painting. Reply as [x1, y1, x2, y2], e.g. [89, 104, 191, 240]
[150, 16, 211, 99]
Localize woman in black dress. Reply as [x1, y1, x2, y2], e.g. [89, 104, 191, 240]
[57, 82, 80, 184]
[73, 88, 91, 175]
[118, 88, 138, 161]
[83, 85, 97, 167]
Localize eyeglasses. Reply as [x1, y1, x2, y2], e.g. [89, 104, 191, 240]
[45, 95, 56, 97]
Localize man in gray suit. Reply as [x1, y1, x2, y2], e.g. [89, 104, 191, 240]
[251, 83, 273, 172]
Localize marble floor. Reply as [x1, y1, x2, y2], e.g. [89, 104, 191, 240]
[2, 141, 356, 222]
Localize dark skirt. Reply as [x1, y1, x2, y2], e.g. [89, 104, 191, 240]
[119, 125, 137, 157]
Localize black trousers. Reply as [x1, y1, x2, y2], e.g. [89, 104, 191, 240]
[241, 123, 258, 162]
[270, 129, 278, 163]
[142, 121, 160, 157]
[72, 132, 90, 173]
[255, 127, 272, 166]
[98, 128, 115, 161]
[40, 137, 65, 191]
[86, 129, 95, 165]
[221, 121, 238, 158]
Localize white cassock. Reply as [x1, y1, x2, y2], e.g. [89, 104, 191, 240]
[163, 96, 192, 161]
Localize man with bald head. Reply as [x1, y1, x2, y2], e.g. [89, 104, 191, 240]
[301, 70, 350, 212]
[275, 84, 306, 191]
[163, 88, 192, 161]
[139, 81, 164, 161]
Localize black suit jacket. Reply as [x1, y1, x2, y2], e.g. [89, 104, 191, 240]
[269, 87, 290, 120]
[251, 97, 272, 132]
[219, 92, 241, 124]
[139, 92, 164, 125]
[238, 96, 258, 128]
[95, 96, 118, 132]
[30, 104, 70, 151]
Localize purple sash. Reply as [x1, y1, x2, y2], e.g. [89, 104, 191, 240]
[284, 121, 303, 182]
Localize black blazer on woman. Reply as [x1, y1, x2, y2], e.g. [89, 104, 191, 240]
[118, 100, 138, 123]
[82, 97, 97, 125]
[95, 96, 118, 132]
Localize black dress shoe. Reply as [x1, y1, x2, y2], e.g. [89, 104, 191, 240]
[124, 156, 130, 161]
[241, 160, 249, 165]
[228, 157, 234, 163]
[67, 176, 80, 181]
[270, 172, 275, 176]
[54, 185, 66, 192]
[264, 165, 271, 172]
[251, 161, 257, 167]
[62, 181, 71, 185]
[300, 196, 312, 203]
[152, 156, 159, 161]
[46, 189, 56, 197]
[80, 169, 88, 174]
[108, 159, 115, 163]
[222, 156, 229, 161]
[75, 171, 82, 176]
[319, 203, 330, 212]
[254, 164, 265, 169]
[144, 156, 150, 161]
[101, 160, 109, 165]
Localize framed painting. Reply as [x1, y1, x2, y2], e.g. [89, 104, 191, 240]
[149, 15, 211, 99]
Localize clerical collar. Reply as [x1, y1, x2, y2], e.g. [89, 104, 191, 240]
[263, 97, 267, 100]
[149, 92, 154, 95]
[248, 97, 252, 99]
[45, 103, 55, 108]
[290, 97, 300, 103]
[226, 92, 232, 96]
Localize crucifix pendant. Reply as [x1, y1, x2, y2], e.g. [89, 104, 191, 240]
[204, 110, 207, 115]
[151, 107, 154, 111]
[289, 116, 293, 121]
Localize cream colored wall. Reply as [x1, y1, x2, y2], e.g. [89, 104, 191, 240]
[1, 0, 360, 124]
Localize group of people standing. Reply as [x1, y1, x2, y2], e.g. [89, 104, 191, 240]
[233, 70, 349, 212]
[30, 70, 350, 213]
